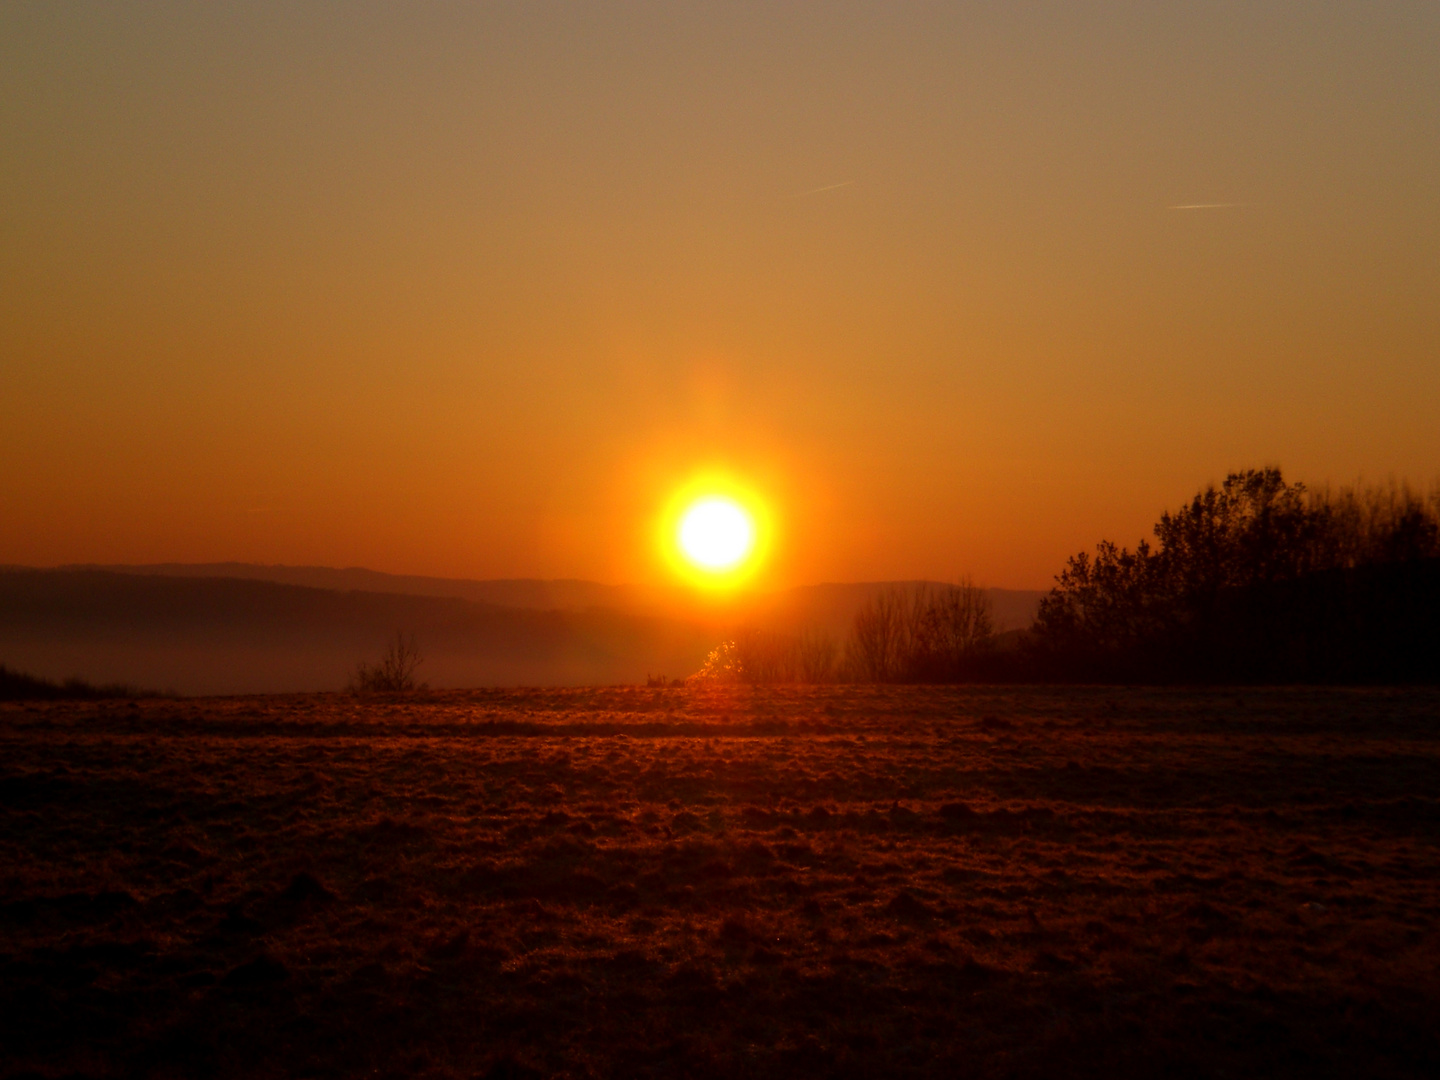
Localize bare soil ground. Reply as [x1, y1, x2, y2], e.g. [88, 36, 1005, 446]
[2, 686, 1438, 1079]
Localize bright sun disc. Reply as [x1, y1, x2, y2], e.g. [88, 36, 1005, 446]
[678, 497, 755, 571]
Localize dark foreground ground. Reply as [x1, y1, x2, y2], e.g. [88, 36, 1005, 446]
[2, 686, 1438, 1079]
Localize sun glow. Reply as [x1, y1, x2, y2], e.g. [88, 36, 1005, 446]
[659, 476, 771, 588]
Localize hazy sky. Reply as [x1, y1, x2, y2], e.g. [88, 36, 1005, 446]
[3, 2, 1437, 589]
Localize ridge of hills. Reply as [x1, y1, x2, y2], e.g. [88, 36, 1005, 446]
[0, 565, 1043, 695]
[50, 562, 1045, 632]
[55, 562, 636, 613]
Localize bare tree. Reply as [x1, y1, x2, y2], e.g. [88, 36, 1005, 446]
[731, 628, 792, 684]
[796, 629, 840, 683]
[850, 587, 911, 682]
[910, 580, 996, 679]
[849, 582, 996, 682]
[350, 631, 426, 694]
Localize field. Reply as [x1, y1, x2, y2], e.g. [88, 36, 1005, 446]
[3, 686, 1439, 1079]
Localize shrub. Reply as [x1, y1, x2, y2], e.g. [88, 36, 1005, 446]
[691, 629, 842, 685]
[350, 632, 426, 694]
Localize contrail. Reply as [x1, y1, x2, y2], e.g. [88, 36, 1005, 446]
[796, 180, 855, 197]
[1169, 202, 1251, 210]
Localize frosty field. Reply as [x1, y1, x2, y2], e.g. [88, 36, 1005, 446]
[3, 685, 1438, 1078]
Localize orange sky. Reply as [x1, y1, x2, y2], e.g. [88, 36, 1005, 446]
[2, 3, 1437, 590]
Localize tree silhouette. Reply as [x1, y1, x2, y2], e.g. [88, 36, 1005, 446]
[1033, 469, 1440, 681]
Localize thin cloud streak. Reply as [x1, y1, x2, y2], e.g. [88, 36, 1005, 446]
[1168, 202, 1253, 210]
[795, 180, 855, 197]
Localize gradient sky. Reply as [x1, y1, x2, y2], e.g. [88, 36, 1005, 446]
[3, 2, 1437, 590]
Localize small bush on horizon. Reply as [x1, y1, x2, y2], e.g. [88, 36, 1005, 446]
[691, 640, 745, 684]
[349, 631, 426, 694]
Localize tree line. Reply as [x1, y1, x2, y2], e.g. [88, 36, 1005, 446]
[1030, 468, 1440, 682]
[696, 469, 1440, 685]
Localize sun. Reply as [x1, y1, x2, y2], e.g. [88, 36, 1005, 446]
[659, 475, 771, 588]
[678, 497, 755, 571]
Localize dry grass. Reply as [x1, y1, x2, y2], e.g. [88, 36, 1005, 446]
[2, 685, 1438, 1078]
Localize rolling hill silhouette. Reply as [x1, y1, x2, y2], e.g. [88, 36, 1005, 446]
[59, 562, 1043, 631]
[0, 565, 1042, 694]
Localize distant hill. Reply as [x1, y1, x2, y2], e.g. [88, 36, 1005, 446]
[1, 565, 1044, 694]
[61, 563, 1045, 631]
[60, 562, 637, 612]
[0, 569, 715, 695]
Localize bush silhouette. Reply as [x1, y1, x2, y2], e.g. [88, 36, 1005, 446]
[350, 631, 426, 694]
